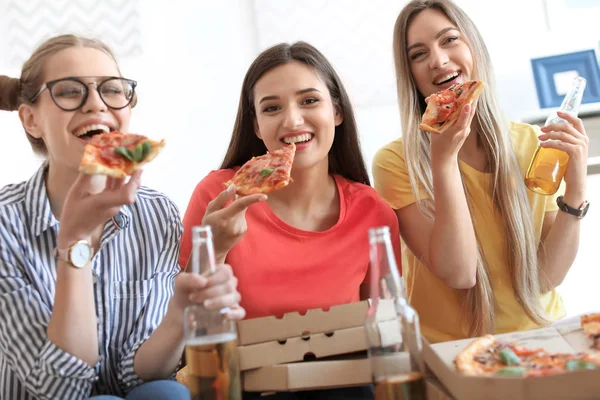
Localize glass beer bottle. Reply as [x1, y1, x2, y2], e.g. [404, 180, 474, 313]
[365, 226, 426, 400]
[183, 226, 242, 400]
[525, 76, 587, 195]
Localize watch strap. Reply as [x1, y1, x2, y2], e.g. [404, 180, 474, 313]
[556, 196, 589, 219]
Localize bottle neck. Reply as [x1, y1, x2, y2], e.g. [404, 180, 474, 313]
[559, 78, 586, 114]
[369, 238, 405, 302]
[191, 237, 217, 275]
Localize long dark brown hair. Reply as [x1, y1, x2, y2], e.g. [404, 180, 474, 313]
[220, 41, 370, 185]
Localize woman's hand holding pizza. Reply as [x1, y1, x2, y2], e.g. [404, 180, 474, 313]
[430, 101, 478, 163]
[538, 111, 588, 195]
[202, 184, 267, 263]
[57, 171, 142, 249]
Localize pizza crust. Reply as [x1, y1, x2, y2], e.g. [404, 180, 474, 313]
[581, 313, 600, 350]
[455, 334, 497, 376]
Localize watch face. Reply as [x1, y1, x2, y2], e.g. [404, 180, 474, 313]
[71, 242, 92, 268]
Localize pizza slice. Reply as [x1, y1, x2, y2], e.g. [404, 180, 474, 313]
[419, 80, 485, 134]
[581, 313, 600, 350]
[455, 334, 600, 377]
[224, 143, 296, 196]
[80, 132, 165, 178]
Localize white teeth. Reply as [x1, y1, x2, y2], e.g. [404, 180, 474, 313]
[435, 71, 459, 85]
[74, 124, 111, 137]
[283, 133, 312, 144]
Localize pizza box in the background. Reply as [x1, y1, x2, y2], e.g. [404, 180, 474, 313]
[236, 299, 396, 345]
[423, 324, 600, 400]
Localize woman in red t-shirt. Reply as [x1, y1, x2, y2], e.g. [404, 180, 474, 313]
[180, 43, 400, 399]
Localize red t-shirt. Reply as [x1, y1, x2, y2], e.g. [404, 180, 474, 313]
[180, 169, 401, 319]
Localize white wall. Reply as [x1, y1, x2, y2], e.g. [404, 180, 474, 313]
[0, 0, 598, 316]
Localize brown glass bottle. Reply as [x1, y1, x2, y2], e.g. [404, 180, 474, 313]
[525, 76, 587, 195]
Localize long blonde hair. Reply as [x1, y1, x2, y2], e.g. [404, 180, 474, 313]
[393, 0, 549, 336]
[0, 34, 131, 155]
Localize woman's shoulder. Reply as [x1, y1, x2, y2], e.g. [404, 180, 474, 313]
[195, 169, 236, 191]
[374, 137, 405, 162]
[508, 120, 542, 168]
[336, 176, 395, 213]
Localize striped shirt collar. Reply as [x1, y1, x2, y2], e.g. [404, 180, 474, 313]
[25, 163, 132, 237]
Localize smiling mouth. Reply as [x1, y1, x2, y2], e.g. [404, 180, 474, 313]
[73, 124, 115, 140]
[281, 133, 314, 145]
[435, 71, 461, 86]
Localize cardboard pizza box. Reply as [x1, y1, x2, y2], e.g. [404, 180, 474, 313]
[242, 352, 410, 392]
[236, 299, 397, 345]
[424, 377, 455, 400]
[423, 324, 600, 400]
[238, 319, 402, 371]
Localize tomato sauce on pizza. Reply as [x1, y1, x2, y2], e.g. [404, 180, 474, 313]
[419, 80, 485, 134]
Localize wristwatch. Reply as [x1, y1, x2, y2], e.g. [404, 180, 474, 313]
[556, 196, 590, 219]
[55, 240, 94, 268]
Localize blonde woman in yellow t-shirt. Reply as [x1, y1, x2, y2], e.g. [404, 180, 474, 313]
[373, 0, 590, 343]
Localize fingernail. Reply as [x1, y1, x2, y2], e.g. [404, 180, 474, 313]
[203, 299, 214, 308]
[227, 184, 236, 193]
[259, 195, 267, 201]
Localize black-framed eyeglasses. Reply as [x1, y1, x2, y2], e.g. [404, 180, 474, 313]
[30, 76, 137, 111]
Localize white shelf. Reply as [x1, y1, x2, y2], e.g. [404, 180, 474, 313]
[520, 102, 600, 124]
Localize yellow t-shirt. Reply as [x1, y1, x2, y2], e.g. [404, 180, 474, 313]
[372, 121, 566, 343]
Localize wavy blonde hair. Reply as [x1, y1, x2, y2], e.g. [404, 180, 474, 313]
[393, 0, 549, 336]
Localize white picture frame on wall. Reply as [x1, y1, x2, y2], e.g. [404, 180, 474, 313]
[543, 0, 600, 33]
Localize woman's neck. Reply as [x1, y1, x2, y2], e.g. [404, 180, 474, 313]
[266, 160, 339, 231]
[458, 124, 488, 172]
[269, 160, 334, 211]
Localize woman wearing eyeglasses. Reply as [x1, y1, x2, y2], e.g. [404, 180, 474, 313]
[0, 34, 243, 400]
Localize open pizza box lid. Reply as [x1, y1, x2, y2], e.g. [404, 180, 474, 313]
[238, 319, 402, 371]
[236, 299, 397, 346]
[423, 324, 600, 400]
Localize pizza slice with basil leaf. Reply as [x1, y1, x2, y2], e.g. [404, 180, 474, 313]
[80, 132, 166, 178]
[224, 143, 296, 196]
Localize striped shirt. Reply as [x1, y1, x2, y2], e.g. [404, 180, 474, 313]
[0, 164, 183, 399]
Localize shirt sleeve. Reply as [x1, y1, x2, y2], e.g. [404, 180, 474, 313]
[372, 140, 422, 210]
[115, 199, 183, 392]
[0, 233, 98, 399]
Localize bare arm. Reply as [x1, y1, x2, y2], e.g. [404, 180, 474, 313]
[48, 172, 141, 366]
[47, 262, 99, 366]
[395, 171, 478, 290]
[538, 196, 583, 290]
[536, 111, 588, 290]
[395, 104, 479, 289]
